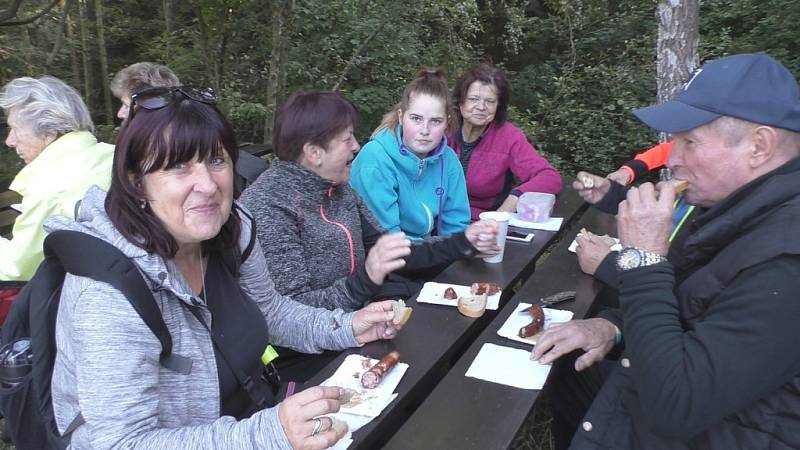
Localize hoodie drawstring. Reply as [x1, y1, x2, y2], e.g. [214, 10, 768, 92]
[435, 154, 445, 234]
[319, 185, 357, 274]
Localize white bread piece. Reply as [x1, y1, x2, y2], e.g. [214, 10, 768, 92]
[392, 300, 413, 325]
[457, 294, 487, 318]
[580, 174, 594, 189]
[669, 178, 689, 193]
[330, 417, 349, 436]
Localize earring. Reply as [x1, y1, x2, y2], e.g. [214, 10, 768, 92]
[139, 198, 147, 209]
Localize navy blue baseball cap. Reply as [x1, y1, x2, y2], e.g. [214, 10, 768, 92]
[633, 53, 800, 133]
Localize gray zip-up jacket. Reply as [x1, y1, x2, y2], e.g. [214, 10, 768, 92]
[47, 186, 359, 449]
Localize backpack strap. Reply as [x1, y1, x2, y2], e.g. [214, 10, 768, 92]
[44, 231, 192, 374]
[237, 204, 257, 264]
[184, 305, 273, 411]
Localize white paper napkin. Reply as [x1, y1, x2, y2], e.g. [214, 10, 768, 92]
[509, 213, 564, 231]
[465, 343, 551, 390]
[416, 282, 501, 310]
[497, 304, 574, 345]
[321, 354, 407, 417]
[324, 393, 398, 449]
[568, 237, 621, 253]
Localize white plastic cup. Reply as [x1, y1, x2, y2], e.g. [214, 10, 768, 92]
[479, 211, 510, 263]
[517, 192, 556, 222]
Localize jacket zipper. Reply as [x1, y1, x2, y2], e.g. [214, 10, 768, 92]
[319, 185, 357, 274]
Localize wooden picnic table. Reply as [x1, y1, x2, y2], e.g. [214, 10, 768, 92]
[306, 180, 587, 449]
[382, 205, 617, 450]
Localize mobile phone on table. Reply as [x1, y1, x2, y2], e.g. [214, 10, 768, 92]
[506, 230, 534, 242]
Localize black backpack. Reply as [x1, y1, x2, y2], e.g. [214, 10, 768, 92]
[0, 221, 269, 449]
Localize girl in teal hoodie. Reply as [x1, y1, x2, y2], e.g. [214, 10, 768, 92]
[350, 69, 471, 240]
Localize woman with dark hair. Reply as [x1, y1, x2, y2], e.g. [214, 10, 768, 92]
[240, 91, 498, 310]
[450, 63, 562, 220]
[46, 87, 403, 449]
[350, 68, 471, 240]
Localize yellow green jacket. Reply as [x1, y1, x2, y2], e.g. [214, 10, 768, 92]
[1, 131, 114, 281]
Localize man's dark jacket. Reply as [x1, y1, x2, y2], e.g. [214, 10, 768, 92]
[571, 157, 800, 449]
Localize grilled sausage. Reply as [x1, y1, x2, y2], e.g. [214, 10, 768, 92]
[361, 351, 400, 389]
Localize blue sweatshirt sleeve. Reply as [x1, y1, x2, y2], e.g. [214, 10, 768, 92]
[437, 151, 471, 236]
[350, 141, 403, 233]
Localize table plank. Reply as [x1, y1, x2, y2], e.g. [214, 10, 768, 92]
[383, 206, 616, 450]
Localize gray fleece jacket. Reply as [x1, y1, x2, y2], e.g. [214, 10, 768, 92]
[48, 186, 359, 449]
[240, 160, 477, 310]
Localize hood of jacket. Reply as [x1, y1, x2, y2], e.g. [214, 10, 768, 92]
[43, 186, 206, 306]
[371, 126, 450, 180]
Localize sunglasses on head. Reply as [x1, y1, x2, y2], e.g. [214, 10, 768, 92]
[128, 86, 217, 120]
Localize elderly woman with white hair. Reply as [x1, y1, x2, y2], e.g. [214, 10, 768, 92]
[0, 76, 114, 282]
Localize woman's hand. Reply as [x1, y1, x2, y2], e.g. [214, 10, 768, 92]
[572, 171, 611, 205]
[496, 194, 519, 213]
[575, 231, 612, 275]
[278, 386, 348, 450]
[352, 300, 403, 344]
[364, 233, 412, 285]
[465, 220, 500, 255]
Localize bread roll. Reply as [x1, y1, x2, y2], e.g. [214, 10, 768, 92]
[458, 294, 488, 318]
[392, 300, 413, 325]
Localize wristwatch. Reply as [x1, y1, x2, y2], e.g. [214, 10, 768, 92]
[616, 247, 667, 271]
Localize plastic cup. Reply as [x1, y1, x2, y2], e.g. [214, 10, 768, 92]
[479, 211, 510, 263]
[517, 192, 556, 222]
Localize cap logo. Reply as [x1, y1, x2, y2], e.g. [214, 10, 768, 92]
[683, 68, 703, 91]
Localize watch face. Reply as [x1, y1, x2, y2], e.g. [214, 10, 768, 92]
[617, 247, 643, 270]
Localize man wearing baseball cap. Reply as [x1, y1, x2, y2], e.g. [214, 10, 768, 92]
[534, 53, 800, 449]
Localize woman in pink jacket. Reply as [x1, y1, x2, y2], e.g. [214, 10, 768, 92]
[450, 63, 562, 220]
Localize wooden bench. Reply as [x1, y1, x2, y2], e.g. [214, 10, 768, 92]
[382, 205, 617, 450]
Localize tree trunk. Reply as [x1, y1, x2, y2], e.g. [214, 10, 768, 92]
[193, 3, 220, 92]
[78, 0, 92, 100]
[263, 0, 288, 144]
[276, 0, 294, 108]
[656, 0, 699, 105]
[93, 0, 113, 124]
[163, 0, 176, 33]
[46, 0, 74, 70]
[19, 25, 34, 74]
[66, 8, 81, 87]
[214, 4, 236, 93]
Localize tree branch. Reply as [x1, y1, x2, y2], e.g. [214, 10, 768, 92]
[331, 21, 385, 92]
[0, 0, 24, 23]
[46, 0, 74, 68]
[0, 0, 60, 26]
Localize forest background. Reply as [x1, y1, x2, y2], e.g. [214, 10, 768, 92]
[0, 0, 798, 192]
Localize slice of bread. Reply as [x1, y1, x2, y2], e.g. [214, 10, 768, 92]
[330, 417, 349, 437]
[392, 300, 413, 325]
[457, 294, 487, 318]
[669, 178, 689, 193]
